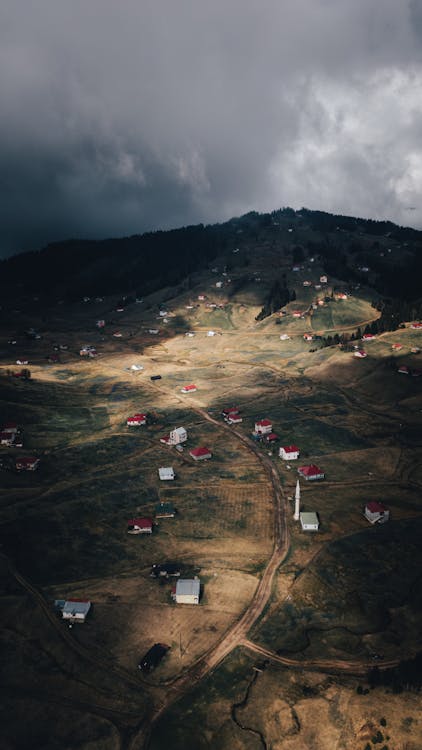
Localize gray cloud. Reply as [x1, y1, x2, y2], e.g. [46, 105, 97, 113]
[1, 1, 422, 256]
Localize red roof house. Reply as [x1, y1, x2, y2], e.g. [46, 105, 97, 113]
[189, 447, 212, 461]
[16, 456, 40, 471]
[127, 413, 147, 426]
[127, 517, 153, 534]
[354, 349, 367, 358]
[362, 333, 376, 341]
[254, 419, 272, 435]
[265, 432, 279, 442]
[364, 502, 390, 525]
[279, 445, 300, 460]
[181, 384, 197, 393]
[298, 464, 325, 481]
[410, 322, 422, 329]
[397, 366, 410, 375]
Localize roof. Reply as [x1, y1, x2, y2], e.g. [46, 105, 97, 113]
[62, 600, 91, 616]
[182, 384, 197, 391]
[366, 501, 388, 513]
[298, 464, 324, 477]
[175, 578, 200, 598]
[266, 433, 278, 441]
[16, 456, 39, 466]
[256, 419, 272, 427]
[281, 445, 299, 453]
[128, 517, 153, 529]
[158, 467, 174, 479]
[155, 502, 175, 515]
[190, 446, 212, 458]
[300, 511, 319, 525]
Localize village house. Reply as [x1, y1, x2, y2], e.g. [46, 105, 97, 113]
[254, 419, 272, 435]
[300, 511, 319, 531]
[354, 349, 367, 358]
[215, 281, 223, 288]
[391, 343, 403, 350]
[410, 322, 422, 329]
[189, 447, 212, 461]
[298, 464, 325, 481]
[61, 600, 91, 623]
[292, 310, 302, 318]
[265, 432, 279, 443]
[96, 320, 105, 328]
[226, 412, 242, 424]
[279, 445, 300, 461]
[148, 329, 159, 335]
[303, 280, 312, 287]
[127, 413, 147, 426]
[303, 333, 313, 341]
[127, 517, 153, 534]
[397, 365, 410, 375]
[169, 427, 187, 444]
[197, 294, 207, 301]
[181, 384, 197, 393]
[158, 467, 175, 480]
[336, 292, 348, 300]
[173, 578, 201, 604]
[280, 334, 290, 340]
[362, 333, 376, 341]
[16, 456, 40, 471]
[155, 502, 176, 518]
[364, 501, 390, 525]
[320, 275, 328, 284]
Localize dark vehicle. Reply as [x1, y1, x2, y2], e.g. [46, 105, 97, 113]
[138, 643, 169, 673]
[150, 562, 181, 578]
[150, 375, 162, 381]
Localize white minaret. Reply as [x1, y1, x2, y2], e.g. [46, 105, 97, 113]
[294, 479, 300, 521]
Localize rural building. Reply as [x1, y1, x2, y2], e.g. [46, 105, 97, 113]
[138, 643, 169, 673]
[80, 345, 97, 357]
[354, 349, 367, 358]
[292, 310, 302, 318]
[391, 343, 403, 350]
[155, 502, 176, 518]
[61, 599, 91, 623]
[150, 563, 181, 578]
[364, 502, 390, 525]
[303, 333, 313, 341]
[265, 432, 278, 443]
[127, 413, 147, 426]
[300, 512, 319, 531]
[150, 374, 162, 381]
[320, 275, 328, 283]
[298, 464, 325, 481]
[336, 292, 348, 300]
[216, 281, 223, 288]
[127, 517, 153, 534]
[303, 280, 312, 286]
[148, 329, 159, 335]
[189, 447, 212, 461]
[362, 333, 376, 341]
[227, 413, 242, 424]
[207, 330, 216, 336]
[96, 319, 105, 328]
[410, 322, 422, 329]
[169, 427, 187, 444]
[173, 578, 200, 604]
[181, 384, 197, 393]
[158, 467, 175, 480]
[280, 334, 290, 340]
[254, 419, 272, 435]
[198, 294, 206, 301]
[397, 365, 410, 375]
[279, 445, 300, 461]
[15, 456, 40, 471]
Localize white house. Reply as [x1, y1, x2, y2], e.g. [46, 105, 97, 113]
[255, 419, 272, 435]
[280, 334, 290, 340]
[364, 501, 390, 525]
[158, 467, 175, 481]
[279, 445, 300, 461]
[215, 281, 223, 288]
[62, 600, 91, 623]
[169, 427, 187, 444]
[300, 512, 319, 531]
[173, 578, 200, 604]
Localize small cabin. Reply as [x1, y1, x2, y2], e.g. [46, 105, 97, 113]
[169, 427, 187, 444]
[279, 445, 300, 461]
[300, 512, 319, 531]
[254, 419, 272, 435]
[173, 578, 200, 604]
[61, 600, 91, 623]
[364, 502, 390, 525]
[189, 447, 212, 461]
[127, 517, 153, 534]
[298, 464, 325, 481]
[158, 467, 175, 480]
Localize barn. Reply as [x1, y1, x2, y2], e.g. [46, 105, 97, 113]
[173, 578, 201, 604]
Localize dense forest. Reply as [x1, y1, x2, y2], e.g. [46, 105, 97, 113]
[1, 208, 421, 310]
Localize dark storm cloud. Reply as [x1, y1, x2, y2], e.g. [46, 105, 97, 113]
[1, 1, 422, 256]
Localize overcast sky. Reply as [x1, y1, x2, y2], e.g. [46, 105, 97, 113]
[2, 1, 422, 256]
